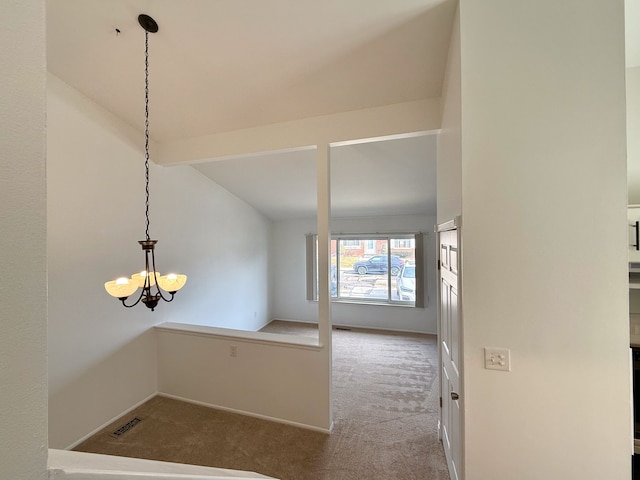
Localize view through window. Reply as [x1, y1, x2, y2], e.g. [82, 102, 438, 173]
[314, 235, 419, 306]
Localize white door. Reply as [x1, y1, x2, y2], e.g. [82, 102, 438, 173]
[438, 224, 462, 480]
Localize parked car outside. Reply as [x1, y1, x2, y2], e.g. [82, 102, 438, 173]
[396, 264, 416, 301]
[353, 254, 404, 276]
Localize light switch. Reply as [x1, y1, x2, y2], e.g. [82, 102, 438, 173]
[484, 347, 511, 371]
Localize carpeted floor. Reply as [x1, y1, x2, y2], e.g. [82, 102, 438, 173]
[73, 321, 449, 480]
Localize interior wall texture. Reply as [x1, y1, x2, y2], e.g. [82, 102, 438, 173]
[459, 1, 630, 479]
[271, 214, 438, 333]
[156, 326, 332, 431]
[0, 1, 48, 479]
[436, 4, 461, 225]
[47, 75, 272, 449]
[628, 66, 640, 203]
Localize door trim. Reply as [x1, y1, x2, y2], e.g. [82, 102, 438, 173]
[435, 216, 462, 233]
[435, 216, 464, 480]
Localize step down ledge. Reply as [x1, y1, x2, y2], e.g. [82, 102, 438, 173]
[48, 449, 275, 480]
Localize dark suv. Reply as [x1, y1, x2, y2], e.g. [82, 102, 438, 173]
[353, 255, 404, 276]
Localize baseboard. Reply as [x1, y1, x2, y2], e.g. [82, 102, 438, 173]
[64, 392, 158, 451]
[158, 392, 333, 434]
[253, 318, 279, 331]
[267, 318, 318, 326]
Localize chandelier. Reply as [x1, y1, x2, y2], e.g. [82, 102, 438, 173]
[104, 14, 187, 311]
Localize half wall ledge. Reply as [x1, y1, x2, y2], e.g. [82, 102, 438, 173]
[155, 321, 332, 432]
[154, 322, 322, 349]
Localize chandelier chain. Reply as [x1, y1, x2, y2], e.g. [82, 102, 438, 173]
[144, 29, 151, 241]
[104, 14, 186, 311]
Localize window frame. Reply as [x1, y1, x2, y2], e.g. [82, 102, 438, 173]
[306, 232, 425, 308]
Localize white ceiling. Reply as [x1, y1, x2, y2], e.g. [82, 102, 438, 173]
[46, 1, 453, 221]
[194, 134, 438, 220]
[47, 0, 456, 142]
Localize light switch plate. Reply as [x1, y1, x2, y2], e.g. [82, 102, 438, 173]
[484, 347, 511, 371]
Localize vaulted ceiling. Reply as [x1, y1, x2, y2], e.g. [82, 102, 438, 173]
[48, 1, 640, 220]
[47, 0, 456, 219]
[47, 0, 456, 141]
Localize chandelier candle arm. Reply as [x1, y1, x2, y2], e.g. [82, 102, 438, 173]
[103, 13, 187, 311]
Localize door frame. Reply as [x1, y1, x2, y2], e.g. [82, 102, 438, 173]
[435, 216, 464, 480]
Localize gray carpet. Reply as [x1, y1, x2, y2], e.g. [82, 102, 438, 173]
[74, 321, 449, 480]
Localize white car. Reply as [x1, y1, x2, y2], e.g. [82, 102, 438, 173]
[396, 264, 416, 301]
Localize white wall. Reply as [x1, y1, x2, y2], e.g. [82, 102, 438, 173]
[151, 158, 273, 333]
[437, 5, 461, 225]
[47, 75, 272, 449]
[458, 1, 630, 479]
[47, 75, 159, 449]
[0, 2, 48, 479]
[270, 217, 319, 324]
[271, 215, 438, 333]
[628, 66, 640, 203]
[156, 323, 332, 431]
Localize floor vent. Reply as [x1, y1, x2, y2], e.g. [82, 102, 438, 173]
[110, 417, 142, 438]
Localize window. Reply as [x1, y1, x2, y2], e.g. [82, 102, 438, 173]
[307, 233, 425, 307]
[342, 239, 361, 248]
[391, 238, 415, 249]
[364, 239, 376, 254]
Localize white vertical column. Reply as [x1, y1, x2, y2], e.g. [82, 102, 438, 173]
[316, 142, 333, 428]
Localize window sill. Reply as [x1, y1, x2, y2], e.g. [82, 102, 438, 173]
[314, 298, 420, 308]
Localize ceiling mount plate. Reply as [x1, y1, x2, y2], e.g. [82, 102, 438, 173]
[138, 14, 158, 33]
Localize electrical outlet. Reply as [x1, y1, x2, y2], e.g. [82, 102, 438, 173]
[484, 347, 510, 371]
[230, 345, 237, 357]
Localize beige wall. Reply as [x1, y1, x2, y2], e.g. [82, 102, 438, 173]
[458, 1, 630, 478]
[0, 1, 48, 479]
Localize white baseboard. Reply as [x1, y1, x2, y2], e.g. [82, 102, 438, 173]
[158, 392, 333, 434]
[268, 318, 318, 326]
[253, 318, 278, 331]
[64, 392, 158, 451]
